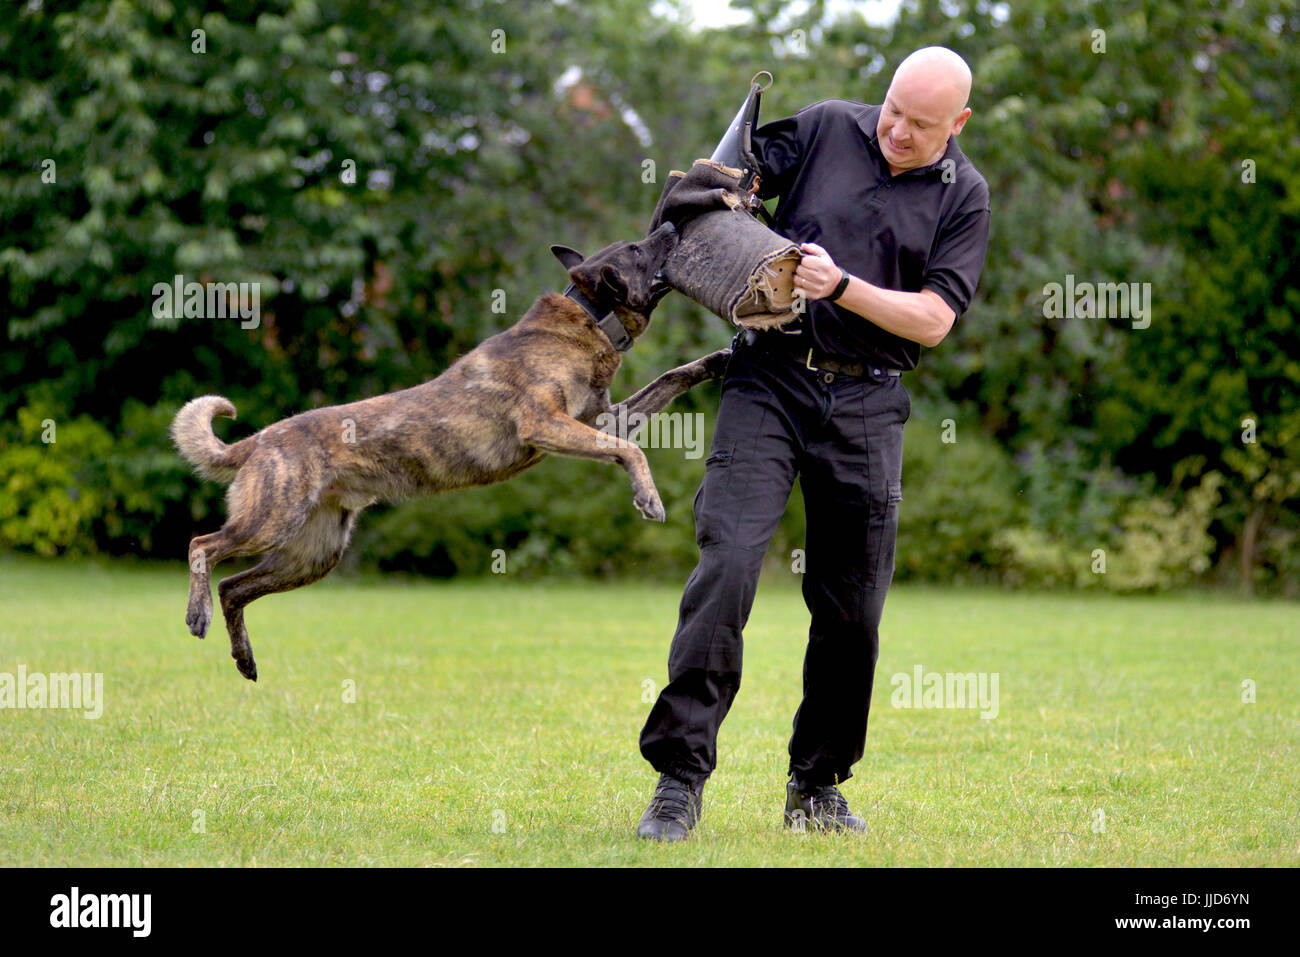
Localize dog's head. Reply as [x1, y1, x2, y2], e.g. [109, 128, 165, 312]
[550, 221, 678, 338]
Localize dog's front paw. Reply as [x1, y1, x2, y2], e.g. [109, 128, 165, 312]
[635, 491, 666, 523]
[701, 348, 732, 380]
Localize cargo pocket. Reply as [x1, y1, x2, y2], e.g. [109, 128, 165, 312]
[694, 443, 735, 547]
[866, 426, 905, 589]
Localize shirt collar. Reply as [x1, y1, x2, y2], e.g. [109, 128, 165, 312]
[856, 102, 963, 180]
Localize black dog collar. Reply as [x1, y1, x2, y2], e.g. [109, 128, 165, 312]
[564, 283, 634, 352]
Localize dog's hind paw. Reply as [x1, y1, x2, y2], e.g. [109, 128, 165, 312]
[185, 602, 212, 639]
[234, 653, 258, 682]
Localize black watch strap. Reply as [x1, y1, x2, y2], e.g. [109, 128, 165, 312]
[827, 269, 850, 302]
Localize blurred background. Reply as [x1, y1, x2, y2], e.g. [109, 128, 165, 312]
[1, 0, 1296, 594]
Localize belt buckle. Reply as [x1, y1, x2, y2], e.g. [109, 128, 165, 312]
[807, 349, 837, 384]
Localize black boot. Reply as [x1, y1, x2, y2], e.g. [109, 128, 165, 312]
[784, 780, 866, 833]
[636, 773, 705, 842]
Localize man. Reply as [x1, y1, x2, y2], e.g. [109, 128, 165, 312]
[636, 47, 991, 840]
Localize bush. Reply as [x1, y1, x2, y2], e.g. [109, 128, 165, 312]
[1103, 472, 1222, 591]
[0, 392, 221, 560]
[0, 403, 114, 556]
[995, 471, 1223, 591]
[893, 409, 1024, 583]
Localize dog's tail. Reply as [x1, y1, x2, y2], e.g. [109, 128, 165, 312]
[170, 395, 254, 483]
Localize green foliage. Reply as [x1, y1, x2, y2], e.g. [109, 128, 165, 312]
[0, 398, 113, 555]
[1220, 411, 1300, 595]
[0, 389, 212, 557]
[1105, 472, 1223, 591]
[2, 0, 742, 565]
[996, 471, 1223, 592]
[2, 0, 1296, 590]
[894, 409, 1023, 583]
[95, 398, 215, 554]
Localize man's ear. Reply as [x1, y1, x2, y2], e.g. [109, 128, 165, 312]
[550, 245, 585, 271]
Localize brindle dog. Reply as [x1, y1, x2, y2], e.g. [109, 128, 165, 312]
[172, 222, 730, 681]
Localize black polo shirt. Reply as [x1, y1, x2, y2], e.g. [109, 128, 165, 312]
[751, 98, 991, 371]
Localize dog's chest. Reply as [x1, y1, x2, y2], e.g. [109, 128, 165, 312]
[569, 357, 618, 422]
[567, 384, 609, 423]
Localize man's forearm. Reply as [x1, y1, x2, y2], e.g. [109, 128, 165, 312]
[792, 242, 956, 349]
[832, 276, 955, 349]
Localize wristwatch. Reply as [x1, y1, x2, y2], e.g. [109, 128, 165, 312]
[827, 269, 850, 302]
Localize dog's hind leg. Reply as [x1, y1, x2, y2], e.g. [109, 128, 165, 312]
[186, 526, 268, 639]
[217, 504, 358, 681]
[185, 455, 321, 639]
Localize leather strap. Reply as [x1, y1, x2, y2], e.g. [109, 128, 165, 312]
[801, 349, 901, 379]
[743, 329, 901, 380]
[827, 269, 850, 302]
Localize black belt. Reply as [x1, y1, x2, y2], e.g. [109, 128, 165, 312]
[742, 329, 902, 382]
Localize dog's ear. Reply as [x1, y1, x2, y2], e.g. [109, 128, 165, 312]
[600, 264, 629, 301]
[550, 245, 585, 271]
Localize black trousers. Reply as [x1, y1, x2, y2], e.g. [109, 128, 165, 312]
[639, 334, 909, 791]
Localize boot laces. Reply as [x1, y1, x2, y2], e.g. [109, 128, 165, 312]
[650, 777, 696, 823]
[813, 785, 850, 819]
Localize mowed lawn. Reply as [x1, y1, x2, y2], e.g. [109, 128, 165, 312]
[0, 553, 1295, 867]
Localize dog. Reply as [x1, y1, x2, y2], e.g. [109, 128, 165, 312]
[171, 222, 731, 681]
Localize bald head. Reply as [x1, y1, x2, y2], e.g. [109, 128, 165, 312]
[892, 46, 972, 119]
[877, 46, 974, 175]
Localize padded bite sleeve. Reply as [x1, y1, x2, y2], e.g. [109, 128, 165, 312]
[656, 161, 801, 330]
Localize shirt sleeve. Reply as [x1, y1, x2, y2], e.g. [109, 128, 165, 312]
[922, 184, 991, 319]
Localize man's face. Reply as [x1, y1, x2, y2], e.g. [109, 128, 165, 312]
[876, 72, 970, 173]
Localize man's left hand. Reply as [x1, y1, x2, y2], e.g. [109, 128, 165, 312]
[794, 242, 843, 299]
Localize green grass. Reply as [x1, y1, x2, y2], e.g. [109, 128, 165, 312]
[1, 552, 1296, 866]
